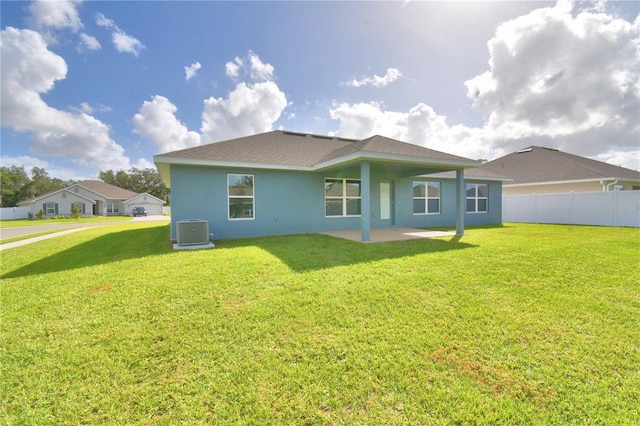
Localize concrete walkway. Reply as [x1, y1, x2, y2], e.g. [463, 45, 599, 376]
[0, 228, 93, 252]
[320, 228, 456, 243]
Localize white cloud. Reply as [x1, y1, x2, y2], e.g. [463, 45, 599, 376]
[111, 29, 145, 56]
[95, 12, 115, 28]
[344, 68, 402, 88]
[330, 3, 640, 169]
[224, 51, 275, 82]
[134, 52, 287, 150]
[329, 101, 491, 160]
[225, 57, 243, 79]
[464, 2, 639, 159]
[0, 155, 90, 181]
[201, 80, 288, 142]
[78, 32, 101, 51]
[132, 95, 201, 153]
[0, 27, 131, 172]
[95, 12, 145, 56]
[184, 61, 202, 81]
[248, 51, 274, 81]
[27, 0, 83, 34]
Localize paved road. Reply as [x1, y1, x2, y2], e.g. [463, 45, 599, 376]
[0, 215, 169, 239]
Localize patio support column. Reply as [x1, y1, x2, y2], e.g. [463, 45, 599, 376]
[361, 161, 371, 242]
[456, 168, 465, 236]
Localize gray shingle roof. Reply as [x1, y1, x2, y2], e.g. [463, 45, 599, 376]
[154, 130, 477, 169]
[480, 146, 640, 184]
[75, 180, 139, 199]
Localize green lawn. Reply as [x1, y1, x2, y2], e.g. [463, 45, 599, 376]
[1, 223, 639, 424]
[0, 216, 133, 228]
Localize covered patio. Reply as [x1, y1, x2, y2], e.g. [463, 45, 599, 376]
[320, 227, 456, 243]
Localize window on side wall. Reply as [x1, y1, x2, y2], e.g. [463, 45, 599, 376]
[466, 183, 488, 213]
[228, 174, 254, 220]
[325, 178, 361, 217]
[413, 182, 440, 214]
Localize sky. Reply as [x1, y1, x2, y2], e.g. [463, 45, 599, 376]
[1, 0, 639, 181]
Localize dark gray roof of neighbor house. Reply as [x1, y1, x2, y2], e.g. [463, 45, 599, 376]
[154, 130, 478, 169]
[75, 180, 139, 200]
[479, 146, 640, 185]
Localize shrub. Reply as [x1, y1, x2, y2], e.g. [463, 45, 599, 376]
[71, 205, 81, 219]
[35, 209, 44, 220]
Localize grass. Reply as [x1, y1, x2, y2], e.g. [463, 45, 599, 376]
[0, 216, 133, 228]
[0, 230, 67, 245]
[1, 223, 639, 424]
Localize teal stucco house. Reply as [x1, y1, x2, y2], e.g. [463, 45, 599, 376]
[154, 130, 504, 242]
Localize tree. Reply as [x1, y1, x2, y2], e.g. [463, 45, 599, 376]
[99, 168, 169, 202]
[28, 167, 65, 199]
[1, 166, 30, 207]
[0, 166, 73, 207]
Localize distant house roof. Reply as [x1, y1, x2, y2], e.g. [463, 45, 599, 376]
[72, 180, 139, 200]
[154, 130, 480, 184]
[479, 146, 640, 185]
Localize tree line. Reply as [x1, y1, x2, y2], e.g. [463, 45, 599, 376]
[0, 166, 168, 207]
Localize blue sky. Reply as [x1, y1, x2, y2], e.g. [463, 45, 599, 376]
[1, 0, 638, 180]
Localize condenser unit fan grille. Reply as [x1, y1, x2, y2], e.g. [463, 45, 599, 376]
[176, 220, 209, 246]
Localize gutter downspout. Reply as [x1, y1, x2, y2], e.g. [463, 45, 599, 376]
[600, 179, 618, 191]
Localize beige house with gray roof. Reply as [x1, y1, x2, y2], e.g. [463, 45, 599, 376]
[480, 146, 640, 195]
[19, 180, 165, 217]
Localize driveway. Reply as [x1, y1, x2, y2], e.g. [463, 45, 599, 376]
[0, 215, 169, 239]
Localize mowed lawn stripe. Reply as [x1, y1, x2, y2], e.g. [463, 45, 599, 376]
[1, 223, 639, 424]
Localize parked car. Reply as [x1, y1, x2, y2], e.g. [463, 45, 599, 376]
[132, 207, 147, 217]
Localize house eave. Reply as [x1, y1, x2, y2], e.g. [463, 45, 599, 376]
[313, 152, 480, 171]
[154, 153, 480, 188]
[422, 172, 513, 182]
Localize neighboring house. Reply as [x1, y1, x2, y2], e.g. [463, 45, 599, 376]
[479, 146, 640, 195]
[19, 180, 165, 217]
[154, 130, 507, 241]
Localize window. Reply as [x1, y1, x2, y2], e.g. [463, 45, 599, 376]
[107, 202, 120, 213]
[45, 202, 56, 215]
[466, 183, 488, 213]
[325, 178, 361, 217]
[413, 182, 440, 214]
[228, 174, 254, 220]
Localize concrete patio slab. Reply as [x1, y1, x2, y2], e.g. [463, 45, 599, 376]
[319, 228, 456, 243]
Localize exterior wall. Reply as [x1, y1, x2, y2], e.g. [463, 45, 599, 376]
[169, 164, 503, 240]
[94, 200, 125, 216]
[29, 192, 92, 217]
[123, 194, 164, 215]
[393, 176, 503, 228]
[503, 180, 639, 195]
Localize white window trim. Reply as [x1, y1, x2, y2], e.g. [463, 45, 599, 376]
[106, 202, 120, 214]
[413, 181, 441, 215]
[325, 178, 362, 218]
[45, 202, 56, 215]
[467, 183, 488, 214]
[228, 173, 255, 221]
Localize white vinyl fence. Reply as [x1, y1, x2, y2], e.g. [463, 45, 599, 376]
[503, 190, 640, 227]
[0, 206, 32, 220]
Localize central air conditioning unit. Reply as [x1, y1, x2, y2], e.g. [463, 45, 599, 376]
[176, 220, 209, 246]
